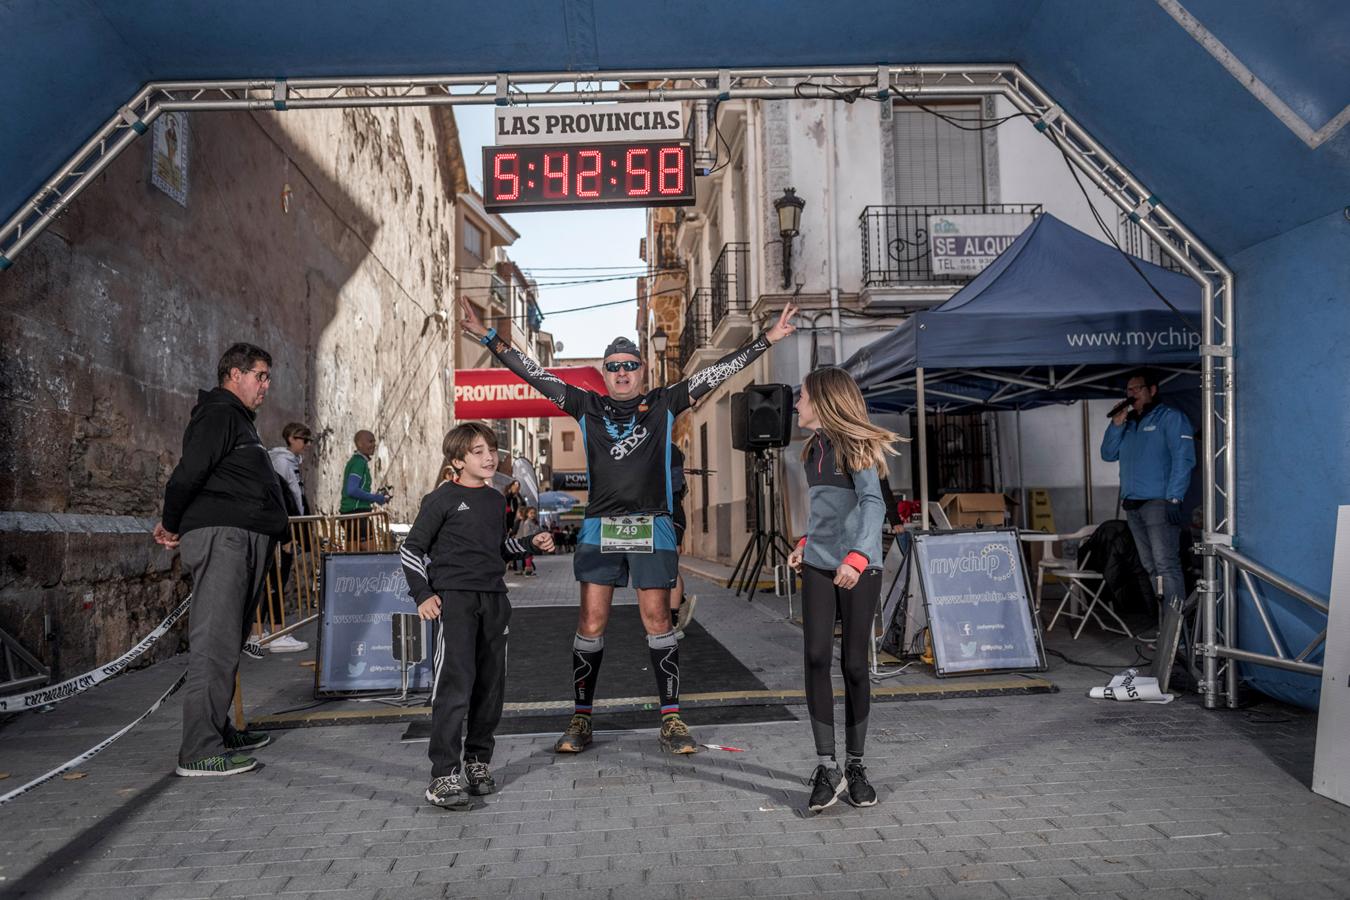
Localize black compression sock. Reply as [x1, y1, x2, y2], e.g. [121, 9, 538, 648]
[647, 630, 680, 717]
[572, 633, 604, 715]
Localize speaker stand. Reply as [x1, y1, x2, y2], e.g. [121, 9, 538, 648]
[727, 449, 795, 601]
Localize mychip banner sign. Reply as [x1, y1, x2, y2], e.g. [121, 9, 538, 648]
[912, 529, 1044, 676]
[316, 553, 433, 696]
[928, 212, 1035, 275]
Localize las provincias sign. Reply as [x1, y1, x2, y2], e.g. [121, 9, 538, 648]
[454, 365, 608, 418]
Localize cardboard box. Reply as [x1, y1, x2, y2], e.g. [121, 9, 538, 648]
[938, 492, 1008, 528]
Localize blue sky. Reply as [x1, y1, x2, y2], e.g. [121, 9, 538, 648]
[455, 106, 644, 360]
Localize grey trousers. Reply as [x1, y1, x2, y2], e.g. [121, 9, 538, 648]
[178, 526, 274, 766]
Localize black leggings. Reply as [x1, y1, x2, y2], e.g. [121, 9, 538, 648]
[801, 564, 881, 760]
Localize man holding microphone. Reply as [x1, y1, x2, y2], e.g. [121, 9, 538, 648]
[1101, 370, 1196, 615]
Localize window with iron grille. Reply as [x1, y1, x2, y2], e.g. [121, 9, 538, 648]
[892, 101, 986, 205]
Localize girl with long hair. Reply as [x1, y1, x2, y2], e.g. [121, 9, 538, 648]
[787, 366, 902, 813]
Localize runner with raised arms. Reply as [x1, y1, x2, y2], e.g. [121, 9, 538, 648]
[460, 296, 797, 753]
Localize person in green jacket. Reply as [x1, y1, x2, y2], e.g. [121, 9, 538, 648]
[340, 429, 390, 549]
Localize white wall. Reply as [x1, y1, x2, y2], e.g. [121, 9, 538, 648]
[996, 399, 1123, 532]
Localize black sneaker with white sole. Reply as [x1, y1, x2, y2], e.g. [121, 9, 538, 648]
[464, 760, 496, 796]
[242, 637, 265, 660]
[807, 763, 848, 813]
[425, 772, 472, 810]
[175, 754, 258, 777]
[844, 761, 877, 807]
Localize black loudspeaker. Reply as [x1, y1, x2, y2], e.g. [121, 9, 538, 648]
[731, 384, 793, 450]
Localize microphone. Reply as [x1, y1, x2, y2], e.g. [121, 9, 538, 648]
[1106, 398, 1131, 420]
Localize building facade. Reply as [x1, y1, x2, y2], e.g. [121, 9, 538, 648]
[1, 105, 467, 672]
[645, 93, 1178, 564]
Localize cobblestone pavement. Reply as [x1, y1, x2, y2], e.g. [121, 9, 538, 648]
[2, 554, 1348, 899]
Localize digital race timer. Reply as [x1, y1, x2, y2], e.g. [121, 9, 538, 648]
[482, 140, 695, 213]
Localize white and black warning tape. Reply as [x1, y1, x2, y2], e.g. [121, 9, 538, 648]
[0, 595, 191, 713]
[0, 671, 187, 806]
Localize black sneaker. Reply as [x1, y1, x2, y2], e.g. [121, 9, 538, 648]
[658, 715, 698, 754]
[242, 636, 265, 660]
[844, 761, 877, 807]
[225, 729, 273, 752]
[425, 773, 472, 810]
[553, 714, 593, 753]
[464, 760, 496, 796]
[807, 764, 848, 813]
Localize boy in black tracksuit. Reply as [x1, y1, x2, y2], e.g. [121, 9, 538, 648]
[400, 422, 553, 810]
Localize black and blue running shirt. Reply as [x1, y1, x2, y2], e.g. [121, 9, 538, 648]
[485, 333, 771, 518]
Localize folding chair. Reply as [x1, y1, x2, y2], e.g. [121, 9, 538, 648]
[1045, 531, 1134, 639]
[1031, 524, 1097, 613]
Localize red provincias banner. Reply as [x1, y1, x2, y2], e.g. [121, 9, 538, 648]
[453, 366, 606, 419]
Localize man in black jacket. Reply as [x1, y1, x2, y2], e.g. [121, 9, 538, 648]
[154, 342, 289, 776]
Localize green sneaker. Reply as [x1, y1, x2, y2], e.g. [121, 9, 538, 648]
[225, 730, 272, 752]
[175, 754, 258, 777]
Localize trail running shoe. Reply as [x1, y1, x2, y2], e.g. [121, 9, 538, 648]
[242, 636, 266, 659]
[464, 760, 496, 796]
[553, 714, 593, 753]
[175, 754, 258, 777]
[225, 730, 273, 752]
[424, 773, 472, 810]
[658, 715, 698, 754]
[807, 764, 848, 813]
[844, 761, 877, 807]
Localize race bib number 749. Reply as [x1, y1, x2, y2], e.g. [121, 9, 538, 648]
[600, 515, 654, 553]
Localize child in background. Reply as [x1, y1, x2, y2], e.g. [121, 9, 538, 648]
[787, 367, 902, 813]
[514, 506, 542, 576]
[400, 423, 554, 810]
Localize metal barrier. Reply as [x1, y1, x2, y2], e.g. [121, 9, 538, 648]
[1206, 545, 1327, 679]
[254, 510, 394, 635]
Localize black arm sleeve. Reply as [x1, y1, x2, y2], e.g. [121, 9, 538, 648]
[673, 334, 773, 412]
[162, 407, 237, 533]
[485, 335, 587, 418]
[400, 497, 444, 604]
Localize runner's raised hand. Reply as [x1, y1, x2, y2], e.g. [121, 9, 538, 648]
[766, 303, 799, 344]
[460, 296, 488, 338]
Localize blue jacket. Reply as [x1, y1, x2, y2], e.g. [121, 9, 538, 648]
[1100, 403, 1196, 502]
[799, 432, 886, 572]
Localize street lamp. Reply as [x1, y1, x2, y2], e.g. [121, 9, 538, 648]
[651, 326, 668, 385]
[774, 187, 805, 289]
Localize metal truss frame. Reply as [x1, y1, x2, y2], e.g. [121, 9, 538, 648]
[0, 63, 1259, 708]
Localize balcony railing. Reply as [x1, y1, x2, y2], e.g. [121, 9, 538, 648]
[679, 288, 712, 371]
[860, 204, 1042, 286]
[710, 242, 749, 323]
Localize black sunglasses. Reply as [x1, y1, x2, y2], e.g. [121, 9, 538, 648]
[604, 360, 642, 373]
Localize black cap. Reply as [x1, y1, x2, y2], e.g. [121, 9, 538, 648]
[603, 337, 641, 360]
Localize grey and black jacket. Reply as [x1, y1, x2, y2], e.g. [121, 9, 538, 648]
[798, 431, 886, 573]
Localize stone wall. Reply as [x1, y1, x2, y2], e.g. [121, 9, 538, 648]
[0, 103, 463, 676]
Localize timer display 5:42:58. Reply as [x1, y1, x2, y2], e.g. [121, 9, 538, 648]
[482, 140, 695, 212]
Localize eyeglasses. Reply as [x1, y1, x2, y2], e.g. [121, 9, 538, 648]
[297, 436, 313, 444]
[604, 360, 642, 373]
[245, 368, 272, 384]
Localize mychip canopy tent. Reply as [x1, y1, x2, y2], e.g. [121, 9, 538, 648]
[842, 212, 1202, 527]
[844, 213, 1202, 414]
